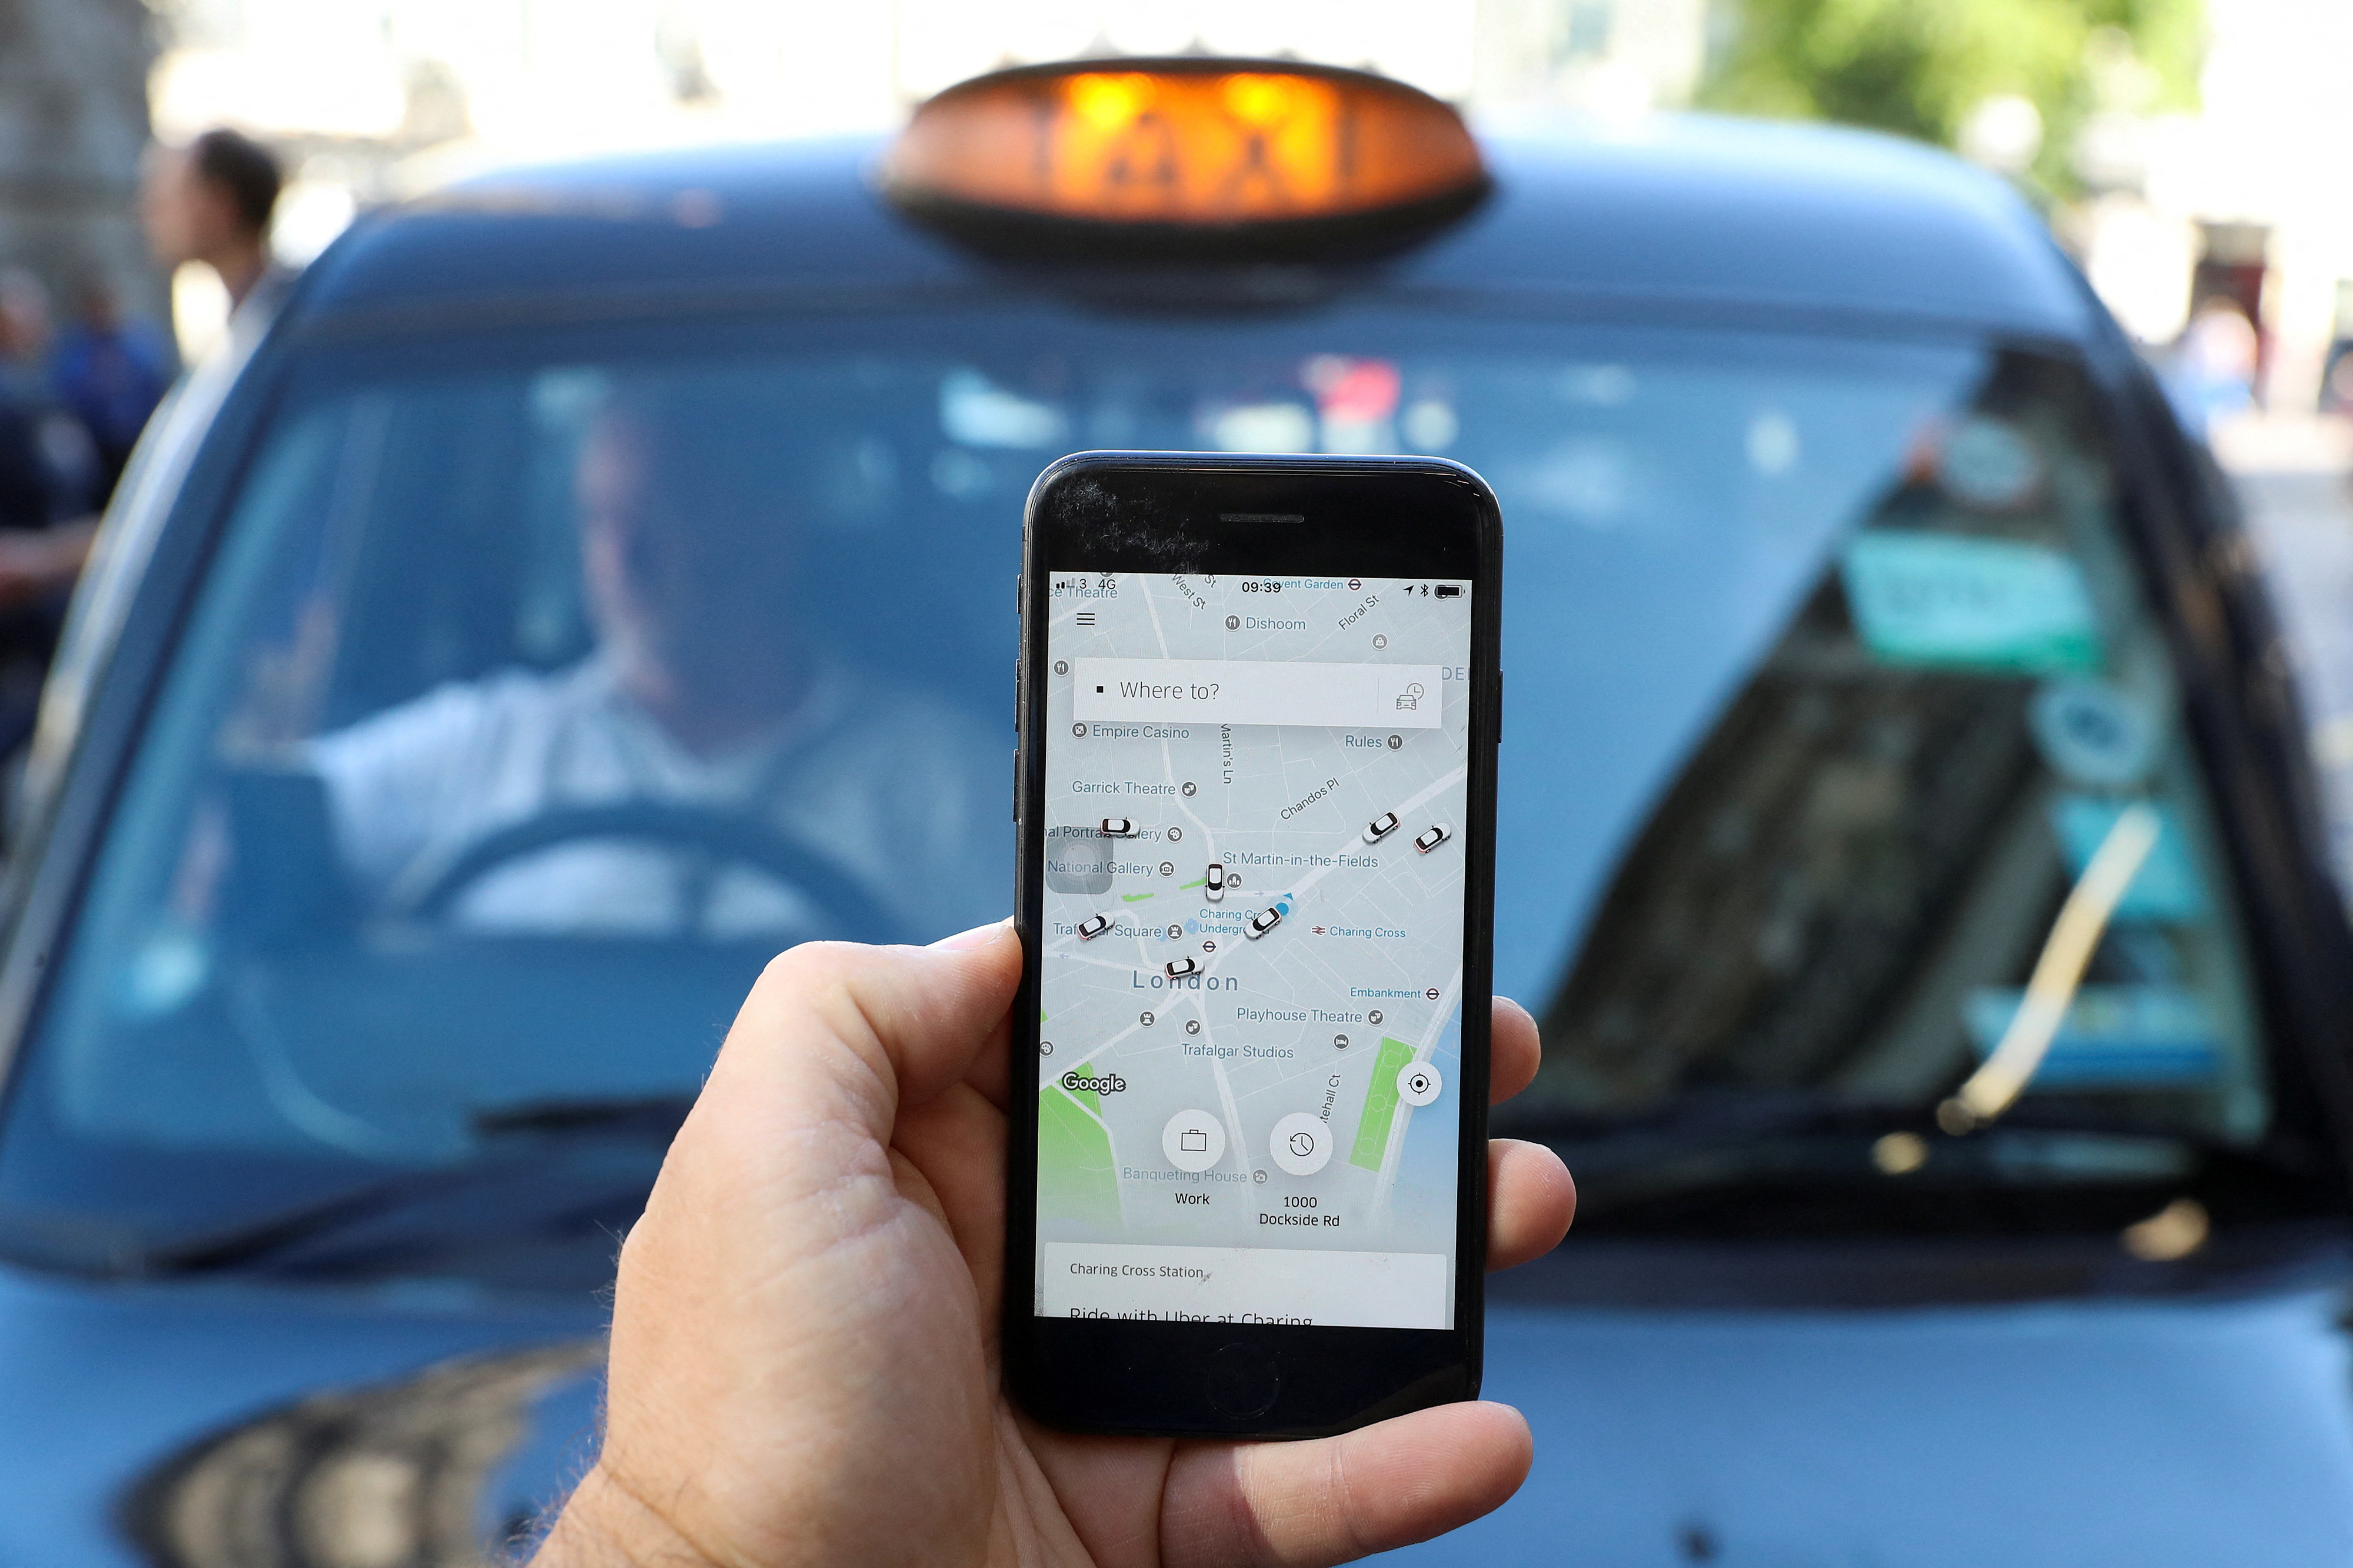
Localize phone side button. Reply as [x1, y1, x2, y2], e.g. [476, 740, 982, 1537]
[1206, 1342, 1280, 1420]
[1012, 744, 1021, 822]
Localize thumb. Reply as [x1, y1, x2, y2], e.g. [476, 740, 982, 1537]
[595, 925, 1022, 1566]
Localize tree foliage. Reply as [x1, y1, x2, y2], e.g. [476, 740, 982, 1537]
[1697, 0, 2203, 189]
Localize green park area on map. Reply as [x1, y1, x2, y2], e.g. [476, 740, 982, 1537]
[1038, 1065, 1120, 1226]
[1350, 1036, 1418, 1170]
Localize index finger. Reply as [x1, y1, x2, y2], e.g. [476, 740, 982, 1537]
[1490, 996, 1540, 1104]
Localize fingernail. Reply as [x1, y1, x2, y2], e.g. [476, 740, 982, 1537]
[931, 917, 1012, 952]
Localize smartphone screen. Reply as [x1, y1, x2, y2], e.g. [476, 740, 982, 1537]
[1011, 453, 1499, 1436]
[1032, 564, 1474, 1330]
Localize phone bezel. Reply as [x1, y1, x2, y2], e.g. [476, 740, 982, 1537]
[1007, 451, 1504, 1438]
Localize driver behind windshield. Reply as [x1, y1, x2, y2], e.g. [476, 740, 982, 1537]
[308, 388, 999, 942]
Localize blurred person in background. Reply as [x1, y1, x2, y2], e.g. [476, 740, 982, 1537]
[0, 269, 49, 412]
[2320, 338, 2353, 415]
[0, 268, 105, 761]
[140, 127, 292, 327]
[0, 126, 311, 767]
[2168, 296, 2260, 435]
[0, 270, 59, 535]
[49, 281, 171, 503]
[0, 268, 100, 517]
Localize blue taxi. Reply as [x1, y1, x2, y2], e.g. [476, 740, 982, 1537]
[2, 57, 2350, 1565]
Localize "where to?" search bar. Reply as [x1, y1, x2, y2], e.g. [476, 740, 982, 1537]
[1072, 658, 1444, 729]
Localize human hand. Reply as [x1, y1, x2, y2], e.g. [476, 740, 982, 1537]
[534, 922, 1576, 1567]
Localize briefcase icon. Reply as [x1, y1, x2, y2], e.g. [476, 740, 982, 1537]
[1181, 1129, 1208, 1153]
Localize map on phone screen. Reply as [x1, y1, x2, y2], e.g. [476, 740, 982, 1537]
[1035, 571, 1471, 1330]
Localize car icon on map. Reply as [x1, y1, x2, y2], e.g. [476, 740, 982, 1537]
[1165, 957, 1201, 979]
[1099, 817, 1138, 837]
[1364, 812, 1400, 843]
[1247, 906, 1284, 939]
[1415, 823, 1453, 853]
[1075, 913, 1112, 940]
[1205, 862, 1226, 900]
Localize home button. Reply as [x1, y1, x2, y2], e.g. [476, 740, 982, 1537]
[1207, 1342, 1280, 1420]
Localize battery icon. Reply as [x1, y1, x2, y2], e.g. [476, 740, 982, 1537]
[1435, 584, 1462, 598]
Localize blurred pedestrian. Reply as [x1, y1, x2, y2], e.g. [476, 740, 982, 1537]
[0, 270, 46, 407]
[2168, 297, 2259, 435]
[0, 268, 105, 762]
[140, 127, 292, 329]
[49, 282, 170, 502]
[0, 276, 53, 536]
[0, 269, 104, 517]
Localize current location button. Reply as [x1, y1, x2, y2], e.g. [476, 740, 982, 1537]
[1396, 1061, 1444, 1107]
[1163, 1109, 1227, 1173]
[1269, 1112, 1334, 1176]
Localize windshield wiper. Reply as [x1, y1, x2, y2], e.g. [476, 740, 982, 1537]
[1533, 803, 2209, 1190]
[1541, 1095, 2266, 1183]
[1542, 1096, 1932, 1175]
[134, 1095, 695, 1278]
[471, 1094, 696, 1140]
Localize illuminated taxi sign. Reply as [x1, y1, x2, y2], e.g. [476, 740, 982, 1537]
[881, 59, 1487, 255]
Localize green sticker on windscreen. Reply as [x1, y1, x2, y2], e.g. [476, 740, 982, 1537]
[1839, 531, 2101, 673]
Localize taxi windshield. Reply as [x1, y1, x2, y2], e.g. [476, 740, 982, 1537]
[0, 309, 2295, 1277]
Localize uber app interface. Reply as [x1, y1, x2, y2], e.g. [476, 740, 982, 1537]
[1035, 572, 1470, 1331]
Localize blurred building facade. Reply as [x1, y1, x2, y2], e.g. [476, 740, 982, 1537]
[128, 0, 1712, 345]
[141, 0, 1707, 253]
[2062, 0, 2353, 410]
[0, 0, 164, 337]
[1474, 0, 1705, 119]
[85, 0, 2353, 415]
[6, 0, 2348, 410]
[0, 0, 1718, 382]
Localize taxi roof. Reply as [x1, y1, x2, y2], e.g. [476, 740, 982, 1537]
[297, 112, 2093, 344]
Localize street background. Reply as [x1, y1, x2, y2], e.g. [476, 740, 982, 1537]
[4, 0, 2351, 893]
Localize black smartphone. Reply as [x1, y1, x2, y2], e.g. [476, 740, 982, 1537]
[1006, 451, 1503, 1438]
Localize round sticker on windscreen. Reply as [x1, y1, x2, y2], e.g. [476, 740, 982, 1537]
[2029, 679, 2159, 788]
[1938, 415, 2043, 512]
